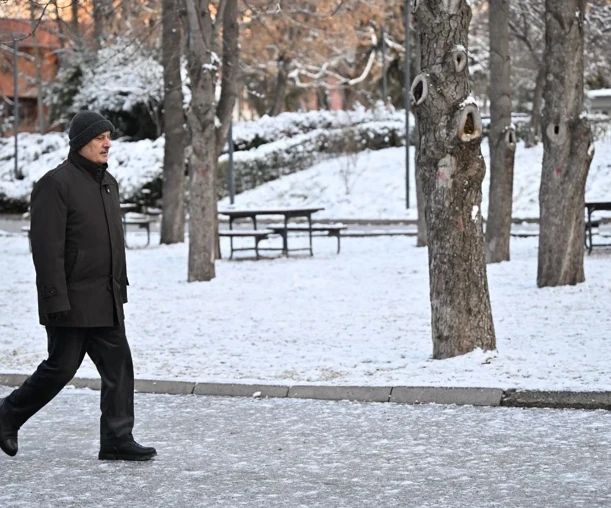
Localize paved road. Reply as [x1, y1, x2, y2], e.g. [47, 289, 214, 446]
[0, 387, 610, 508]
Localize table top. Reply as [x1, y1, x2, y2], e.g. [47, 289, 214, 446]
[585, 201, 611, 211]
[218, 206, 325, 218]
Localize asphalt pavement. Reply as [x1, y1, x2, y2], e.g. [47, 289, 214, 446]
[1, 386, 610, 508]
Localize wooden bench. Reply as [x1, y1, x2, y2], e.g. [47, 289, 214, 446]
[219, 229, 272, 259]
[266, 224, 347, 254]
[21, 225, 31, 251]
[584, 219, 611, 254]
[123, 216, 158, 247]
[585, 201, 611, 254]
[24, 217, 157, 249]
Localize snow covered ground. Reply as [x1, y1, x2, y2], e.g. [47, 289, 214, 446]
[1, 230, 610, 391]
[1, 134, 611, 391]
[219, 139, 611, 221]
[2, 132, 611, 221]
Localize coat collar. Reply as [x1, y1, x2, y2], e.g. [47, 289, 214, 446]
[68, 149, 108, 182]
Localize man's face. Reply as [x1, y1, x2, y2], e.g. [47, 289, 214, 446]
[79, 131, 112, 165]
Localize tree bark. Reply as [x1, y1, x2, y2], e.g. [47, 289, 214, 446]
[537, 0, 594, 288]
[215, 0, 239, 157]
[526, 65, 545, 147]
[93, 0, 109, 51]
[412, 0, 496, 359]
[413, 21, 427, 247]
[267, 55, 289, 116]
[71, 0, 79, 37]
[121, 0, 131, 31]
[183, 0, 239, 282]
[29, 1, 46, 134]
[485, 0, 516, 263]
[160, 0, 186, 245]
[52, 1, 66, 53]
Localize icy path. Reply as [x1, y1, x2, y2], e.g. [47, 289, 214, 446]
[0, 387, 609, 507]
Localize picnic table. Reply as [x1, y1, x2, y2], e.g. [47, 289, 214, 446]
[585, 201, 611, 254]
[120, 203, 158, 248]
[218, 206, 336, 258]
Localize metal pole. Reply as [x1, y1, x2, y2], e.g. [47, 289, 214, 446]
[381, 27, 387, 105]
[404, 1, 411, 209]
[228, 120, 235, 204]
[13, 39, 19, 180]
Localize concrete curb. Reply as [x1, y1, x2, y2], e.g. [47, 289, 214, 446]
[1, 375, 610, 410]
[288, 385, 391, 403]
[501, 389, 611, 410]
[390, 387, 503, 406]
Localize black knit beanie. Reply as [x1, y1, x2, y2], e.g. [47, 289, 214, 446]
[68, 111, 115, 151]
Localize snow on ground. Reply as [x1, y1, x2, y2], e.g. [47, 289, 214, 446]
[219, 138, 611, 221]
[3, 131, 611, 221]
[2, 131, 611, 391]
[1, 230, 610, 391]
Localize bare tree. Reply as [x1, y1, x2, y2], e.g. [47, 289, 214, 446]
[93, 0, 111, 50]
[182, 0, 239, 281]
[160, 0, 186, 245]
[51, 0, 66, 53]
[412, 17, 426, 248]
[508, 0, 545, 147]
[267, 54, 290, 116]
[28, 0, 46, 134]
[537, 0, 594, 288]
[71, 0, 79, 37]
[485, 0, 516, 263]
[412, 0, 495, 359]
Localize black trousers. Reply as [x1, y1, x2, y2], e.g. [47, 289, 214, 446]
[2, 323, 135, 446]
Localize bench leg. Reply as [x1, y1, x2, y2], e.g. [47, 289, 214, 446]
[335, 232, 341, 254]
[586, 210, 594, 255]
[307, 216, 314, 256]
[145, 224, 150, 247]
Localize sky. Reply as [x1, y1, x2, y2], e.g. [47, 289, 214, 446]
[1, 133, 610, 391]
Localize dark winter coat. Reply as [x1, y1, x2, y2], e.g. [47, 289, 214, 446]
[30, 150, 128, 327]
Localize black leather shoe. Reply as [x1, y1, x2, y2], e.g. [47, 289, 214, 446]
[0, 398, 18, 457]
[98, 440, 157, 461]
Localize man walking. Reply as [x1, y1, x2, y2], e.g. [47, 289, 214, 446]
[0, 111, 156, 461]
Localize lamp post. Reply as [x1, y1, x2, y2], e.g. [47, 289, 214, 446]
[228, 120, 235, 204]
[381, 26, 387, 105]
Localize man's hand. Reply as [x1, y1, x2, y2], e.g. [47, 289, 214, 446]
[47, 311, 70, 321]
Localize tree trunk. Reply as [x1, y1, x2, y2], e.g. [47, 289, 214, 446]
[52, 1, 66, 53]
[121, 0, 131, 31]
[267, 55, 289, 116]
[71, 0, 79, 36]
[93, 0, 108, 51]
[29, 1, 46, 134]
[485, 0, 516, 263]
[412, 0, 496, 359]
[183, 0, 239, 282]
[160, 0, 186, 245]
[526, 65, 545, 147]
[537, 0, 594, 288]
[70, 0, 82, 50]
[413, 21, 427, 247]
[183, 0, 217, 281]
[215, 0, 239, 157]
